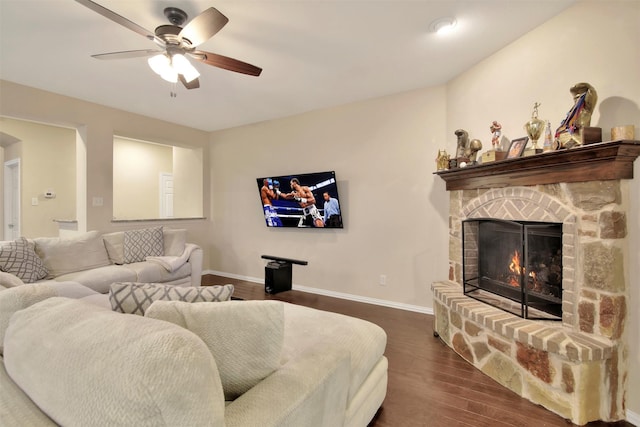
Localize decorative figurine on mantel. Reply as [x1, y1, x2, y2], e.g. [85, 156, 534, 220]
[466, 139, 483, 164]
[481, 121, 507, 163]
[524, 102, 545, 154]
[543, 120, 554, 152]
[554, 82, 600, 148]
[435, 149, 450, 171]
[449, 128, 469, 168]
[449, 129, 482, 168]
[490, 121, 502, 150]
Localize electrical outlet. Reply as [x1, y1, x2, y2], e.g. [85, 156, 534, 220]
[379, 275, 386, 286]
[31, 197, 39, 206]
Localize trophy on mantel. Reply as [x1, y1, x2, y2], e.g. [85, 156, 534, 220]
[481, 121, 507, 163]
[554, 82, 600, 148]
[524, 102, 545, 154]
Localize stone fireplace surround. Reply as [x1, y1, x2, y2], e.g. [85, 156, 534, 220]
[432, 141, 639, 425]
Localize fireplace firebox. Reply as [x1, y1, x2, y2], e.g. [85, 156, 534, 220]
[462, 218, 563, 320]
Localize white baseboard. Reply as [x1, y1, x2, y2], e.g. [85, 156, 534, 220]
[205, 270, 433, 315]
[627, 409, 639, 426]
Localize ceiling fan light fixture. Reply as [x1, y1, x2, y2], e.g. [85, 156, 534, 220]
[172, 54, 200, 83]
[148, 54, 171, 76]
[160, 68, 178, 83]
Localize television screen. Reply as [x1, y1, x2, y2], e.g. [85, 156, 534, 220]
[256, 171, 343, 228]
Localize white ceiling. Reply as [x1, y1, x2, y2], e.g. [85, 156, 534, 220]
[0, 0, 576, 132]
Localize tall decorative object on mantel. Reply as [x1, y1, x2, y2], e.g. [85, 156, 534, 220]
[543, 120, 554, 152]
[524, 102, 545, 154]
[481, 121, 507, 163]
[449, 129, 482, 168]
[490, 121, 502, 150]
[554, 82, 599, 148]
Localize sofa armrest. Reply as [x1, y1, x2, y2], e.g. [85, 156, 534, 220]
[187, 246, 203, 286]
[224, 348, 350, 427]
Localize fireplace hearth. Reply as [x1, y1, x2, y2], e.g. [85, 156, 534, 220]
[462, 218, 562, 320]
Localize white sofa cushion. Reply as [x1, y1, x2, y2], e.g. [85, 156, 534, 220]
[0, 283, 58, 355]
[123, 226, 164, 263]
[0, 271, 25, 288]
[0, 238, 48, 283]
[4, 297, 226, 427]
[34, 231, 110, 277]
[54, 264, 137, 294]
[122, 260, 191, 283]
[146, 300, 284, 400]
[109, 282, 234, 315]
[282, 303, 387, 402]
[0, 356, 58, 426]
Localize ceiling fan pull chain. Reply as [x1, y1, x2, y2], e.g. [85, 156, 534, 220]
[170, 81, 177, 98]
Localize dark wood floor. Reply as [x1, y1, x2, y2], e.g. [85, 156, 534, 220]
[202, 275, 634, 427]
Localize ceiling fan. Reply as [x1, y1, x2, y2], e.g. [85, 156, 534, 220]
[75, 0, 262, 91]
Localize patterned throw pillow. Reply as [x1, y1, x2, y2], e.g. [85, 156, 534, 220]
[0, 238, 48, 283]
[123, 227, 164, 264]
[109, 282, 235, 315]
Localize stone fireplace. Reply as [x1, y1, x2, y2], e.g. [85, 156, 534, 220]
[432, 141, 640, 425]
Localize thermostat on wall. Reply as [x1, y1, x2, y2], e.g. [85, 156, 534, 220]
[44, 190, 56, 199]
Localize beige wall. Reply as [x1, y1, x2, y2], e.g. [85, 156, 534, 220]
[209, 85, 449, 310]
[445, 1, 640, 420]
[113, 137, 172, 220]
[173, 146, 203, 218]
[0, 117, 75, 237]
[0, 81, 212, 250]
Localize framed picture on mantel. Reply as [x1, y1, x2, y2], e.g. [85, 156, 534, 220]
[506, 136, 529, 159]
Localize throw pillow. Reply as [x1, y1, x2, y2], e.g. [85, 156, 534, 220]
[0, 237, 48, 283]
[102, 231, 124, 264]
[145, 300, 285, 400]
[123, 227, 164, 264]
[34, 231, 111, 277]
[109, 282, 234, 315]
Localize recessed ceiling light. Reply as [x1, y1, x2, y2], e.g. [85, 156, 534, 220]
[430, 17, 457, 35]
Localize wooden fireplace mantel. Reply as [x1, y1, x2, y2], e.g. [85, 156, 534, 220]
[434, 140, 640, 191]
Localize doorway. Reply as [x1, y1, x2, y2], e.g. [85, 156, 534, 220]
[160, 172, 174, 218]
[3, 158, 20, 240]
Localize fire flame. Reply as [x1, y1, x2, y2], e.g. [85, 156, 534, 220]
[508, 250, 523, 287]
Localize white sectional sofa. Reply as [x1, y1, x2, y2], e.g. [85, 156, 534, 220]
[0, 227, 203, 293]
[0, 283, 388, 427]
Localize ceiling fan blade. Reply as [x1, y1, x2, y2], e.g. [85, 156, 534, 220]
[179, 7, 229, 47]
[75, 0, 155, 40]
[192, 50, 262, 76]
[91, 49, 161, 60]
[179, 75, 200, 90]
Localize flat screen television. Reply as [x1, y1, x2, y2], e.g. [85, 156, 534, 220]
[256, 171, 343, 228]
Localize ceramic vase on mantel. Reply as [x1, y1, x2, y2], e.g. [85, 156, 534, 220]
[524, 102, 545, 153]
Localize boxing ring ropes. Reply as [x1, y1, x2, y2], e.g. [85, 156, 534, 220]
[272, 206, 324, 227]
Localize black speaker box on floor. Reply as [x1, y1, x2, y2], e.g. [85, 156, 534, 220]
[265, 261, 293, 294]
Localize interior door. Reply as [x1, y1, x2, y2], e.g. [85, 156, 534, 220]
[160, 172, 174, 218]
[3, 159, 20, 240]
